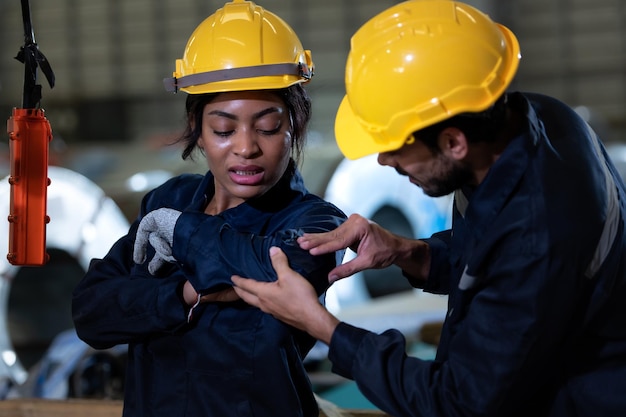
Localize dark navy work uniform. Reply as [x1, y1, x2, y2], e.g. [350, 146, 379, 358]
[328, 93, 626, 417]
[73, 165, 346, 417]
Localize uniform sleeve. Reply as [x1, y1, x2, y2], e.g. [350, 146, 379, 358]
[172, 202, 346, 296]
[328, 323, 436, 416]
[327, 243, 589, 417]
[71, 222, 190, 349]
[72, 181, 196, 349]
[406, 230, 452, 294]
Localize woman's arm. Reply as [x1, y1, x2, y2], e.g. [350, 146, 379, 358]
[72, 225, 190, 349]
[173, 200, 346, 296]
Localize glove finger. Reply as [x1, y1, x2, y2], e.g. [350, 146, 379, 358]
[160, 208, 180, 244]
[133, 213, 159, 264]
[148, 233, 172, 257]
[133, 231, 149, 264]
[163, 254, 176, 263]
[148, 254, 165, 275]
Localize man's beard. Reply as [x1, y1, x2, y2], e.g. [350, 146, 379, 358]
[421, 155, 473, 198]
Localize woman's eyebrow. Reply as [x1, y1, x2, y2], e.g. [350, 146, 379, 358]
[207, 110, 237, 120]
[253, 107, 281, 120]
[207, 107, 282, 121]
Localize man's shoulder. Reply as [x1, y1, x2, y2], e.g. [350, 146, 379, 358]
[517, 91, 577, 118]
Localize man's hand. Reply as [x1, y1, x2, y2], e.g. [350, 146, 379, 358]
[133, 208, 181, 274]
[297, 213, 429, 283]
[232, 247, 339, 344]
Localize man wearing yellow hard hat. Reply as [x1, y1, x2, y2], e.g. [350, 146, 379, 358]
[233, 1, 626, 416]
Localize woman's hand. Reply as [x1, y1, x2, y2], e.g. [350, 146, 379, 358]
[232, 247, 339, 344]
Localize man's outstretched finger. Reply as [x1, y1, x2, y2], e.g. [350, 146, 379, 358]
[328, 256, 373, 283]
[298, 231, 347, 255]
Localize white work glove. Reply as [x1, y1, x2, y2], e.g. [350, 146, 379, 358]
[133, 208, 182, 275]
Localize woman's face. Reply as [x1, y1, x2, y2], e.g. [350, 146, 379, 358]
[198, 90, 292, 211]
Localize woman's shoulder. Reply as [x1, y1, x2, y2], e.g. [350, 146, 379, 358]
[160, 172, 205, 190]
[293, 189, 346, 221]
[142, 172, 206, 211]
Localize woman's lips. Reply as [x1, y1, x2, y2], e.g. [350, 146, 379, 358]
[228, 167, 264, 185]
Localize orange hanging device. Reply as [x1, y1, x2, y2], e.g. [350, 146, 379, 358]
[7, 108, 52, 265]
[7, 0, 55, 266]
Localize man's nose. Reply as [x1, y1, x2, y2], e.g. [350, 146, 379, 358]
[377, 151, 394, 167]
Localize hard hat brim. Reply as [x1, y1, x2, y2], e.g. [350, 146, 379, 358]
[335, 96, 406, 160]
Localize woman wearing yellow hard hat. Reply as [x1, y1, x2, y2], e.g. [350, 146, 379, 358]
[72, 1, 345, 416]
[232, 1, 626, 417]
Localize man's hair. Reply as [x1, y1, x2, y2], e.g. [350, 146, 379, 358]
[415, 94, 509, 153]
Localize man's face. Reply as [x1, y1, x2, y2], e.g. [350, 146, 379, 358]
[377, 134, 472, 197]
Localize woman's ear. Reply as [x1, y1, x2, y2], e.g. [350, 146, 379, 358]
[438, 127, 468, 160]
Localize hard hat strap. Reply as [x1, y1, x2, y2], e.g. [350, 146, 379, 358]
[163, 62, 312, 92]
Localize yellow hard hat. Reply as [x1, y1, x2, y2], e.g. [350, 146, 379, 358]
[164, 0, 314, 94]
[335, 0, 521, 160]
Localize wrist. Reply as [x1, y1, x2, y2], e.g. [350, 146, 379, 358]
[182, 280, 199, 306]
[396, 238, 430, 281]
[306, 308, 340, 345]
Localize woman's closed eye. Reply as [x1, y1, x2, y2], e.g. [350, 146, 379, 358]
[213, 129, 235, 137]
[257, 125, 282, 135]
[212, 126, 281, 137]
